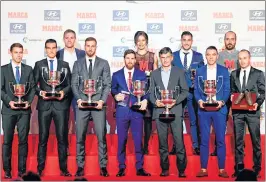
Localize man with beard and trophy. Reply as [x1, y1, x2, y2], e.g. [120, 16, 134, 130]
[194, 46, 230, 178]
[111, 49, 151, 177]
[231, 50, 265, 178]
[71, 37, 111, 177]
[171, 31, 204, 156]
[1, 43, 35, 179]
[150, 47, 189, 177]
[33, 39, 72, 177]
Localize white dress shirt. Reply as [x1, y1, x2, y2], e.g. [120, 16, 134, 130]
[86, 56, 96, 71]
[180, 48, 193, 68]
[47, 57, 58, 71]
[240, 66, 251, 88]
[64, 49, 77, 72]
[11, 61, 22, 79]
[207, 64, 217, 101]
[124, 67, 134, 89]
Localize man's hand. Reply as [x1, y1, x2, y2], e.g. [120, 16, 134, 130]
[231, 95, 234, 102]
[155, 100, 165, 108]
[139, 99, 148, 110]
[40, 90, 50, 100]
[249, 103, 258, 111]
[198, 100, 205, 109]
[216, 101, 224, 109]
[77, 99, 84, 108]
[95, 100, 104, 110]
[22, 101, 30, 109]
[168, 100, 176, 109]
[57, 90, 65, 101]
[9, 101, 18, 109]
[115, 93, 125, 102]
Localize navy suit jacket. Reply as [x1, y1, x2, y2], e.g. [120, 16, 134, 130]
[111, 67, 148, 118]
[194, 64, 230, 115]
[56, 48, 85, 65]
[172, 50, 204, 88]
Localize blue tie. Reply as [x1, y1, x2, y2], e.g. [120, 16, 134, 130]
[15, 66, 20, 84]
[49, 60, 54, 71]
[183, 52, 189, 70]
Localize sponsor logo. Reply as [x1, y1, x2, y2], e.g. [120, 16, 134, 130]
[145, 12, 164, 19]
[251, 61, 265, 68]
[147, 23, 163, 34]
[249, 10, 265, 21]
[181, 10, 197, 21]
[42, 25, 63, 31]
[215, 23, 231, 34]
[8, 49, 28, 54]
[76, 12, 96, 19]
[78, 23, 95, 34]
[113, 10, 129, 21]
[110, 61, 125, 68]
[23, 37, 43, 43]
[179, 25, 199, 32]
[44, 10, 60, 21]
[247, 25, 265, 31]
[113, 46, 129, 57]
[249, 46, 265, 57]
[111, 25, 131, 32]
[213, 12, 233, 18]
[121, 37, 134, 43]
[10, 23, 26, 34]
[8, 12, 28, 18]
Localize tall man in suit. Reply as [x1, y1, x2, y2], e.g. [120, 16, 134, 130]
[33, 39, 72, 177]
[150, 47, 189, 177]
[111, 49, 151, 177]
[231, 50, 265, 178]
[171, 31, 204, 155]
[71, 37, 111, 177]
[194, 46, 230, 178]
[1, 43, 35, 179]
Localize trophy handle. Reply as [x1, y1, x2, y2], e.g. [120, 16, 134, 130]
[144, 78, 151, 96]
[41, 67, 50, 86]
[197, 76, 205, 94]
[78, 76, 85, 94]
[8, 82, 15, 95]
[154, 86, 160, 101]
[95, 76, 103, 94]
[216, 76, 223, 94]
[174, 86, 180, 100]
[24, 82, 31, 96]
[58, 68, 68, 85]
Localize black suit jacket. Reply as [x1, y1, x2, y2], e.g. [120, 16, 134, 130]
[1, 63, 36, 115]
[231, 67, 265, 116]
[33, 58, 72, 111]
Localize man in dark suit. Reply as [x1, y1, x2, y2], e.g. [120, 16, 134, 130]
[231, 50, 265, 178]
[33, 39, 72, 177]
[171, 31, 204, 155]
[111, 49, 151, 177]
[71, 37, 111, 177]
[194, 46, 230, 178]
[1, 43, 35, 179]
[150, 47, 189, 177]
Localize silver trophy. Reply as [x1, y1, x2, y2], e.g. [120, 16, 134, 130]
[129, 80, 150, 110]
[9, 82, 30, 108]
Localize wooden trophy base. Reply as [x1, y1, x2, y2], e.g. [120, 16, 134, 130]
[81, 102, 98, 109]
[45, 92, 61, 99]
[159, 113, 175, 123]
[14, 102, 26, 108]
[203, 102, 219, 111]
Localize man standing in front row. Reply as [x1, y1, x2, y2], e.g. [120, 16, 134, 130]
[1, 43, 36, 179]
[194, 46, 230, 178]
[111, 49, 151, 177]
[231, 50, 265, 178]
[71, 37, 111, 177]
[150, 47, 189, 177]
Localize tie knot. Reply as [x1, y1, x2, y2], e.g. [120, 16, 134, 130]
[15, 66, 20, 69]
[128, 72, 132, 77]
[183, 52, 189, 56]
[89, 59, 92, 62]
[244, 70, 246, 73]
[49, 59, 54, 63]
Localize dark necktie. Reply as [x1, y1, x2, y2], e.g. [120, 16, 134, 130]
[242, 70, 246, 92]
[15, 66, 20, 84]
[49, 60, 54, 71]
[183, 52, 189, 70]
[88, 59, 92, 79]
[128, 71, 132, 106]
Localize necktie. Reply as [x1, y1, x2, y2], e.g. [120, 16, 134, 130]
[183, 52, 189, 70]
[15, 66, 20, 84]
[88, 59, 92, 79]
[128, 71, 132, 106]
[49, 60, 54, 71]
[242, 70, 246, 92]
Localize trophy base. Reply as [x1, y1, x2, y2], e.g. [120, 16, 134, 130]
[14, 103, 26, 108]
[45, 92, 61, 98]
[131, 104, 141, 110]
[203, 102, 219, 111]
[81, 102, 98, 108]
[159, 113, 175, 122]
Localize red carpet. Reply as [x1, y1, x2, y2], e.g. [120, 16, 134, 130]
[1, 134, 265, 181]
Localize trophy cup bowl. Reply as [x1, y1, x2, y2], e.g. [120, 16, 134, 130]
[159, 90, 175, 121]
[130, 80, 148, 110]
[9, 82, 30, 108]
[202, 80, 219, 111]
[81, 79, 98, 108]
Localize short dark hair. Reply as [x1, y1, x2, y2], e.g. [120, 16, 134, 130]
[45, 39, 57, 48]
[224, 31, 237, 40]
[159, 47, 172, 56]
[10, 43, 23, 52]
[206, 46, 218, 54]
[239, 49, 251, 57]
[124, 49, 136, 58]
[22, 171, 41, 181]
[85, 37, 97, 45]
[63, 29, 76, 38]
[134, 31, 149, 45]
[181, 31, 193, 39]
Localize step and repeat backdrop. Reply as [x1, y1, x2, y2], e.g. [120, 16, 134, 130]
[1, 1, 265, 134]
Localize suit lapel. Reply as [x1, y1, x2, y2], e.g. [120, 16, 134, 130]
[176, 50, 184, 69]
[235, 69, 241, 91]
[57, 59, 62, 72]
[121, 68, 129, 92]
[60, 49, 64, 61]
[246, 67, 254, 90]
[19, 63, 26, 84]
[92, 56, 100, 80]
[167, 67, 175, 90]
[8, 63, 16, 84]
[189, 51, 196, 69]
[158, 68, 165, 90]
[81, 57, 89, 79]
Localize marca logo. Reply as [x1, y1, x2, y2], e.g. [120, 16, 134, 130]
[8, 49, 28, 54]
[179, 25, 199, 32]
[42, 25, 63, 31]
[145, 12, 164, 19]
[44, 10, 60, 21]
[111, 25, 131, 32]
[215, 23, 231, 34]
[10, 23, 26, 34]
[113, 10, 129, 21]
[247, 25, 265, 31]
[249, 46, 265, 57]
[79, 23, 95, 34]
[113, 46, 129, 57]
[213, 12, 233, 18]
[147, 23, 163, 34]
[249, 10, 265, 21]
[77, 12, 97, 19]
[251, 61, 265, 68]
[181, 10, 197, 21]
[8, 12, 28, 18]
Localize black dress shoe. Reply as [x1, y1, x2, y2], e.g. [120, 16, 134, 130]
[160, 170, 169, 177]
[193, 147, 200, 155]
[18, 171, 26, 177]
[231, 172, 238, 178]
[75, 167, 84, 177]
[37, 170, 43, 177]
[116, 168, 126, 177]
[169, 147, 176, 155]
[100, 167, 109, 177]
[61, 170, 72, 177]
[143, 148, 149, 155]
[136, 168, 151, 176]
[210, 149, 217, 156]
[179, 172, 186, 178]
[4, 171, 12, 179]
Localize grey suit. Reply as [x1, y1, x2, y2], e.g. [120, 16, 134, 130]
[71, 56, 111, 168]
[150, 66, 189, 172]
